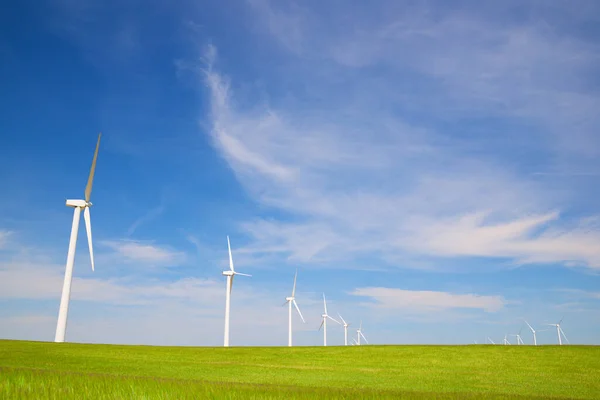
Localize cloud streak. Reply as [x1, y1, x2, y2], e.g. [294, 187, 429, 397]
[199, 36, 600, 270]
[351, 287, 507, 313]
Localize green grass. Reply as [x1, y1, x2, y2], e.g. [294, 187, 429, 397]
[1, 340, 598, 399]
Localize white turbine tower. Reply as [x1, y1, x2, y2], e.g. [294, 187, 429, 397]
[523, 319, 537, 345]
[510, 328, 525, 345]
[338, 313, 350, 346]
[318, 294, 340, 346]
[546, 318, 569, 346]
[356, 321, 368, 345]
[222, 236, 251, 347]
[284, 269, 305, 347]
[55, 133, 101, 343]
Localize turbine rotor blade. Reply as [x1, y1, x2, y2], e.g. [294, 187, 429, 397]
[360, 331, 368, 343]
[84, 133, 101, 203]
[234, 272, 252, 277]
[328, 315, 341, 325]
[338, 313, 347, 325]
[83, 207, 94, 271]
[323, 293, 327, 315]
[293, 300, 305, 323]
[292, 269, 298, 297]
[227, 236, 235, 272]
[559, 327, 570, 344]
[318, 319, 324, 331]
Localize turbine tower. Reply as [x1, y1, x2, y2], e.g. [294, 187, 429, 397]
[222, 236, 251, 347]
[510, 328, 524, 345]
[338, 313, 350, 346]
[284, 269, 305, 346]
[546, 318, 569, 345]
[356, 321, 368, 345]
[523, 319, 537, 345]
[318, 294, 340, 346]
[55, 133, 101, 343]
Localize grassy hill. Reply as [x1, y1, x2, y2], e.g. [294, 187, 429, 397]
[1, 340, 598, 399]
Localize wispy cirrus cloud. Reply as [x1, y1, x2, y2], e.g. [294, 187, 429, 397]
[351, 287, 507, 313]
[101, 239, 186, 266]
[0, 229, 11, 249]
[198, 32, 600, 270]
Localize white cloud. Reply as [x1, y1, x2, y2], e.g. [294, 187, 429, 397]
[199, 45, 600, 271]
[0, 229, 12, 248]
[101, 239, 185, 266]
[351, 287, 506, 313]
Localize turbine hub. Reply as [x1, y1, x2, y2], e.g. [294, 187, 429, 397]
[222, 270, 234, 276]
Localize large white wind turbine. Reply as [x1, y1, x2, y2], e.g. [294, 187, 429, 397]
[55, 133, 101, 343]
[284, 269, 305, 347]
[318, 294, 340, 346]
[523, 319, 538, 345]
[223, 236, 251, 347]
[546, 318, 569, 346]
[356, 321, 368, 345]
[338, 313, 350, 346]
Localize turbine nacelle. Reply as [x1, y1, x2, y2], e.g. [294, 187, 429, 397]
[66, 199, 90, 208]
[222, 270, 235, 276]
[286, 296, 294, 302]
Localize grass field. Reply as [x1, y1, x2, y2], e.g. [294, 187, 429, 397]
[1, 340, 599, 399]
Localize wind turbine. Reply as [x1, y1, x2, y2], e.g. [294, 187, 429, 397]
[338, 313, 350, 346]
[318, 294, 340, 346]
[546, 318, 569, 345]
[487, 337, 496, 345]
[284, 269, 305, 347]
[510, 328, 525, 345]
[356, 321, 368, 345]
[503, 334, 511, 345]
[523, 319, 537, 345]
[55, 133, 101, 343]
[222, 236, 251, 347]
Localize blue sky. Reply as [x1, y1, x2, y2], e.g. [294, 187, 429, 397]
[1, 0, 600, 346]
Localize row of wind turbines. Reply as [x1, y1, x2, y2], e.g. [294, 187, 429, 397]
[483, 318, 570, 346]
[223, 235, 368, 347]
[53, 134, 369, 347]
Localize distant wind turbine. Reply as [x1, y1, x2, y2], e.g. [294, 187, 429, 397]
[522, 319, 538, 346]
[284, 269, 305, 347]
[510, 328, 525, 345]
[487, 337, 496, 345]
[503, 334, 511, 345]
[356, 321, 368, 345]
[546, 318, 569, 346]
[338, 313, 350, 346]
[223, 236, 251, 347]
[55, 133, 101, 343]
[318, 294, 340, 346]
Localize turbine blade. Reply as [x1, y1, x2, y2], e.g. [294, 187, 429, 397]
[323, 293, 327, 315]
[234, 272, 252, 277]
[328, 315, 341, 325]
[84, 133, 101, 203]
[318, 319, 324, 331]
[360, 331, 368, 343]
[293, 300, 305, 323]
[283, 300, 290, 306]
[523, 319, 535, 333]
[292, 269, 298, 297]
[83, 207, 94, 271]
[227, 236, 235, 272]
[559, 327, 570, 344]
[338, 313, 347, 325]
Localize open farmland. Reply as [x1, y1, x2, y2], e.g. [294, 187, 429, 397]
[1, 340, 599, 399]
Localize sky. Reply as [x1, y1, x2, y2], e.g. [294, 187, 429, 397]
[1, 0, 599, 347]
